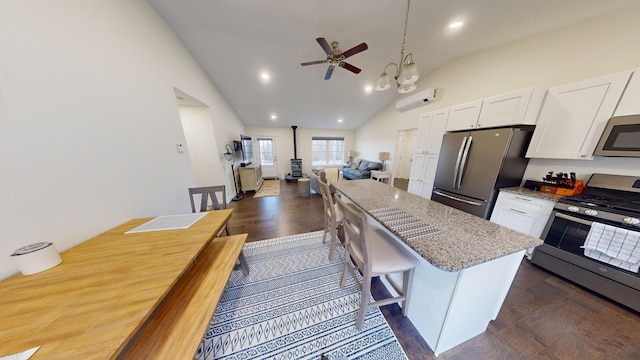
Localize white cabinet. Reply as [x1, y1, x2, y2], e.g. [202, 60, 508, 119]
[408, 153, 439, 199]
[414, 108, 449, 154]
[446, 100, 483, 132]
[490, 192, 555, 238]
[526, 70, 632, 160]
[239, 164, 263, 192]
[426, 109, 449, 154]
[615, 68, 640, 116]
[410, 109, 447, 199]
[445, 87, 546, 132]
[490, 191, 556, 257]
[477, 87, 546, 129]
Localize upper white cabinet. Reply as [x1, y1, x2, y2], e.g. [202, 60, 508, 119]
[414, 108, 449, 154]
[526, 70, 632, 160]
[446, 100, 483, 131]
[615, 68, 640, 116]
[445, 87, 546, 132]
[477, 87, 546, 129]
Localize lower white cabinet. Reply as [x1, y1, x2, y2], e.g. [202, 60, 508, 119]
[408, 153, 439, 199]
[490, 191, 556, 257]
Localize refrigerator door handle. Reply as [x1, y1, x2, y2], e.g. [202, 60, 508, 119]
[456, 136, 473, 189]
[433, 190, 484, 206]
[453, 136, 468, 189]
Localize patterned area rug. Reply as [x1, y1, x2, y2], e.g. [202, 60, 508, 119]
[253, 179, 280, 198]
[195, 231, 409, 360]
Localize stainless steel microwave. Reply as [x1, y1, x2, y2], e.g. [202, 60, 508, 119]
[594, 115, 640, 157]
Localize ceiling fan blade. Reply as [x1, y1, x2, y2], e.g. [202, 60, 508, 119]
[340, 62, 361, 74]
[301, 60, 329, 66]
[342, 42, 368, 59]
[316, 37, 333, 56]
[324, 65, 335, 80]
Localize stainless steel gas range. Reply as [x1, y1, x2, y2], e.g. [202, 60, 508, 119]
[531, 173, 640, 312]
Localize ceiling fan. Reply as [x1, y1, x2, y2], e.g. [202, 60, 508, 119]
[301, 37, 368, 80]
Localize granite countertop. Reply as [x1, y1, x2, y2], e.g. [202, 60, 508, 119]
[499, 186, 565, 202]
[332, 180, 543, 272]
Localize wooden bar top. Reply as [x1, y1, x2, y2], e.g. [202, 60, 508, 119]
[0, 210, 243, 360]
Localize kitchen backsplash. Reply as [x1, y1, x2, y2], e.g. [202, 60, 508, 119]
[522, 157, 640, 184]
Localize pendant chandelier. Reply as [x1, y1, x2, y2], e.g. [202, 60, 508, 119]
[374, 0, 419, 94]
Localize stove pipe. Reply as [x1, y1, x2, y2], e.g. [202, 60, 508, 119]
[291, 125, 298, 159]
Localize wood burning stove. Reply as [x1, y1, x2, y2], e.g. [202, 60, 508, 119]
[290, 159, 302, 177]
[290, 125, 303, 177]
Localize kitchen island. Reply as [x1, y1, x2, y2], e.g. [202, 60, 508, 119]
[332, 179, 543, 356]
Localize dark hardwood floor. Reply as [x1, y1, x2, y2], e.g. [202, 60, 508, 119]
[226, 180, 640, 359]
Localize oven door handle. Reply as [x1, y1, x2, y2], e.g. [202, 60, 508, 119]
[555, 212, 593, 226]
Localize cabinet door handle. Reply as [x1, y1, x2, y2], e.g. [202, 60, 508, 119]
[510, 208, 527, 214]
[513, 196, 532, 202]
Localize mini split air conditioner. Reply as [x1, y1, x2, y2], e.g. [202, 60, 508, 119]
[395, 88, 437, 112]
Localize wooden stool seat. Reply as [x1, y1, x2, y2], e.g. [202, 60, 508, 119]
[298, 178, 310, 197]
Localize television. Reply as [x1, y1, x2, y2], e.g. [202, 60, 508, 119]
[239, 134, 253, 166]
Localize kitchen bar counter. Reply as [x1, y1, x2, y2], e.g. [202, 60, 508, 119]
[332, 179, 543, 356]
[333, 180, 542, 271]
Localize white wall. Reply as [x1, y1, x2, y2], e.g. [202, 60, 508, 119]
[356, 4, 640, 181]
[246, 126, 356, 175]
[0, 1, 245, 279]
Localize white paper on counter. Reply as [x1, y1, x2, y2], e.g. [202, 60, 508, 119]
[125, 212, 208, 234]
[0, 346, 40, 360]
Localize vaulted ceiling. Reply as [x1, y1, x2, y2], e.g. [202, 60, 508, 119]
[148, 0, 638, 130]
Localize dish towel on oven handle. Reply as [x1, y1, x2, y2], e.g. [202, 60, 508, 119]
[583, 222, 640, 272]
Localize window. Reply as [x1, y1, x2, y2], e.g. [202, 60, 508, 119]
[312, 137, 344, 166]
[257, 138, 274, 165]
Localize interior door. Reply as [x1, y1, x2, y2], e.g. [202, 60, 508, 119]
[257, 136, 278, 179]
[394, 130, 415, 179]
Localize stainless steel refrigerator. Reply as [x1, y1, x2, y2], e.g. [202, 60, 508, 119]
[431, 126, 533, 219]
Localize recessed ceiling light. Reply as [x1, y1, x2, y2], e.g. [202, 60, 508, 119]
[338, 118, 343, 123]
[270, 114, 277, 120]
[448, 21, 464, 29]
[260, 72, 270, 82]
[364, 85, 373, 93]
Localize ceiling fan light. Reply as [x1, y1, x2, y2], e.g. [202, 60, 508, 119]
[375, 72, 391, 91]
[398, 62, 419, 85]
[397, 82, 416, 94]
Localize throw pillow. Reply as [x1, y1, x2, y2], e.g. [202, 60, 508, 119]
[358, 160, 369, 171]
[366, 162, 380, 170]
[351, 159, 361, 169]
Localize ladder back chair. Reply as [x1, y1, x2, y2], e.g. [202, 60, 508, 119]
[335, 195, 419, 330]
[189, 185, 228, 236]
[323, 168, 340, 184]
[318, 178, 343, 260]
[188, 185, 249, 275]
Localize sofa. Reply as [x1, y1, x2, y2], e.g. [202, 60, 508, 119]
[342, 159, 382, 180]
[310, 168, 340, 194]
